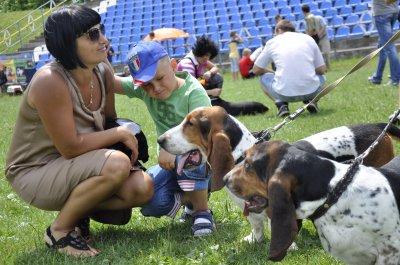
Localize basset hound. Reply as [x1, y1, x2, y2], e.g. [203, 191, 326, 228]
[157, 106, 400, 243]
[224, 141, 400, 264]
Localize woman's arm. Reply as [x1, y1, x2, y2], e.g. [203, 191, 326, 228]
[203, 61, 219, 80]
[103, 63, 117, 120]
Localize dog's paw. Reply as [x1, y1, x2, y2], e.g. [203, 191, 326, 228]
[241, 233, 256, 243]
[241, 232, 265, 243]
[288, 242, 298, 251]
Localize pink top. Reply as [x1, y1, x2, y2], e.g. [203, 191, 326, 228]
[177, 51, 208, 78]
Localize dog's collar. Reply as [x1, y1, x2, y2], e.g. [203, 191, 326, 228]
[309, 159, 361, 222]
[235, 153, 245, 165]
[252, 130, 272, 145]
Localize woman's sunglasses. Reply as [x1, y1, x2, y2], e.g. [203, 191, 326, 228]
[79, 24, 103, 42]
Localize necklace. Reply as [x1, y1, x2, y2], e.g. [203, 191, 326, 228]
[86, 78, 93, 107]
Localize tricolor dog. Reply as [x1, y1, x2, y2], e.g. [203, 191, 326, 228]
[224, 141, 400, 264]
[157, 106, 400, 243]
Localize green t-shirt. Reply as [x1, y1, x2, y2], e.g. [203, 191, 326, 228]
[121, 71, 211, 136]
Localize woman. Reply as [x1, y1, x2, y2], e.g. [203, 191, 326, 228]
[5, 6, 153, 257]
[228, 31, 243, 81]
[177, 35, 269, 116]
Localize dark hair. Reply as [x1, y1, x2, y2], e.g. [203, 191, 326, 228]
[192, 35, 219, 60]
[44, 5, 101, 70]
[275, 20, 296, 33]
[149, 31, 155, 37]
[301, 4, 310, 13]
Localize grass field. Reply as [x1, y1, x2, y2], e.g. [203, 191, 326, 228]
[0, 8, 52, 54]
[0, 55, 399, 265]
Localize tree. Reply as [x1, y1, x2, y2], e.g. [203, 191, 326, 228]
[1, 0, 55, 12]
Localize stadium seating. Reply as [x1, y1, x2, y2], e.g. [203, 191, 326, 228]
[331, 15, 344, 28]
[248, 37, 262, 49]
[335, 26, 350, 40]
[350, 24, 365, 38]
[319, 0, 332, 12]
[345, 14, 359, 26]
[354, 3, 368, 14]
[95, 0, 398, 65]
[324, 8, 338, 20]
[339, 6, 352, 17]
[333, 0, 346, 9]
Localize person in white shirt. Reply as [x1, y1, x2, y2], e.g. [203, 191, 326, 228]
[253, 20, 327, 118]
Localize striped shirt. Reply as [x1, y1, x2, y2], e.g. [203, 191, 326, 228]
[177, 51, 208, 78]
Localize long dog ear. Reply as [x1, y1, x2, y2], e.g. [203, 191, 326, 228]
[267, 175, 298, 262]
[209, 132, 235, 192]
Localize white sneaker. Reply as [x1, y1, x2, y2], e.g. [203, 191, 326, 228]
[178, 206, 194, 223]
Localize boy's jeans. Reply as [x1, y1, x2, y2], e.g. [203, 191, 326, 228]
[141, 158, 210, 218]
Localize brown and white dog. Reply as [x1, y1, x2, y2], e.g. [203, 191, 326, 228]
[224, 141, 400, 264]
[157, 106, 400, 243]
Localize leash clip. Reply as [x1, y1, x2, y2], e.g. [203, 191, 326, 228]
[288, 107, 306, 121]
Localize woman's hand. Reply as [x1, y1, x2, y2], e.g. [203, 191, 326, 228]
[158, 149, 176, 170]
[202, 71, 212, 80]
[118, 126, 138, 165]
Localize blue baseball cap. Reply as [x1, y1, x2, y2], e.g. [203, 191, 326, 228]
[125, 41, 168, 85]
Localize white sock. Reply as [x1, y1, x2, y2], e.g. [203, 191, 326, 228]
[184, 206, 195, 216]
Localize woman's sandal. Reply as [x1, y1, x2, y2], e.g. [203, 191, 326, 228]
[76, 218, 93, 244]
[191, 210, 216, 237]
[44, 226, 94, 256]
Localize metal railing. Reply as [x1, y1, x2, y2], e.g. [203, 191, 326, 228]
[0, 0, 69, 54]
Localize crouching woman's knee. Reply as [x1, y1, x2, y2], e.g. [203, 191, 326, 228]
[129, 170, 154, 205]
[101, 151, 132, 186]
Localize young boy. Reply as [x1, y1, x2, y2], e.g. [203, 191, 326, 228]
[114, 41, 214, 236]
[239, 48, 255, 79]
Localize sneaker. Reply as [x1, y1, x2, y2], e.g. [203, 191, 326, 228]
[306, 102, 320, 114]
[384, 81, 399, 87]
[367, 76, 381, 85]
[276, 105, 289, 118]
[178, 205, 194, 223]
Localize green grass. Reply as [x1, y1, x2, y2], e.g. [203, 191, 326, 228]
[0, 55, 399, 265]
[0, 8, 53, 54]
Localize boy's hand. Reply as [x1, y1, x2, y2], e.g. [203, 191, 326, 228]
[158, 148, 176, 170]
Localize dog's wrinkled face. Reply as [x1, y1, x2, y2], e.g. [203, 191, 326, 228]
[158, 106, 225, 160]
[224, 145, 269, 213]
[224, 141, 288, 214]
[224, 141, 299, 261]
[158, 106, 238, 191]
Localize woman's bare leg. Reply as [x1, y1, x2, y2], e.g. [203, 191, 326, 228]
[47, 152, 153, 257]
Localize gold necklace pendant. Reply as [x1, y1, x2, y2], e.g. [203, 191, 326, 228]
[86, 79, 93, 107]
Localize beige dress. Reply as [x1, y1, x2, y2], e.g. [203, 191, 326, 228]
[5, 61, 114, 211]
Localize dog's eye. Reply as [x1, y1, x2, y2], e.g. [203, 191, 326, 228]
[244, 161, 250, 169]
[186, 120, 193, 127]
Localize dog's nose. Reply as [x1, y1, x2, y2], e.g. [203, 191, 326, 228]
[157, 136, 165, 146]
[223, 173, 231, 186]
